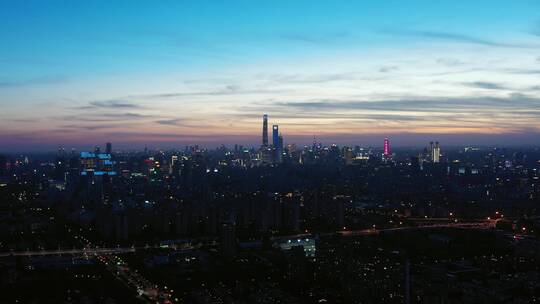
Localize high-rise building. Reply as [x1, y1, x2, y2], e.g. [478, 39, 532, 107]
[277, 134, 284, 162]
[272, 125, 279, 147]
[170, 155, 179, 175]
[0, 154, 6, 177]
[105, 142, 112, 154]
[272, 125, 285, 163]
[344, 148, 353, 165]
[80, 151, 117, 176]
[383, 137, 390, 157]
[432, 141, 441, 163]
[262, 114, 269, 147]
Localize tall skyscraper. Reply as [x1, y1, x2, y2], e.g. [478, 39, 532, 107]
[277, 134, 284, 162]
[383, 137, 390, 157]
[272, 125, 279, 147]
[433, 141, 441, 163]
[262, 114, 268, 147]
[272, 125, 284, 163]
[105, 142, 112, 154]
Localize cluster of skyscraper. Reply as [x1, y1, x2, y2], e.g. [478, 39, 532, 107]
[261, 114, 284, 163]
[80, 143, 117, 176]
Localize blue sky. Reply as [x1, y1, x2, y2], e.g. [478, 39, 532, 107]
[1, 1, 540, 150]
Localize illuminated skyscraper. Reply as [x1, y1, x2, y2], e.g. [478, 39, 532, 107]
[262, 114, 269, 147]
[433, 141, 441, 163]
[272, 125, 284, 163]
[272, 125, 279, 147]
[383, 137, 390, 157]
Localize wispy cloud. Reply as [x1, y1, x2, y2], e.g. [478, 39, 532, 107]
[58, 112, 153, 123]
[381, 29, 532, 48]
[71, 99, 144, 110]
[463, 81, 508, 90]
[278, 31, 353, 45]
[59, 124, 118, 131]
[133, 86, 289, 99]
[88, 100, 142, 109]
[378, 66, 399, 73]
[0, 75, 68, 88]
[436, 58, 465, 66]
[269, 95, 540, 113]
[504, 68, 540, 75]
[264, 72, 355, 84]
[156, 118, 184, 126]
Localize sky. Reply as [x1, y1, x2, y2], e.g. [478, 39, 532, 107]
[1, 0, 540, 151]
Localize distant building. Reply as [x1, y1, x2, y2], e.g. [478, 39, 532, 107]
[220, 223, 237, 256]
[432, 141, 441, 163]
[262, 114, 269, 147]
[384, 137, 390, 157]
[272, 124, 283, 162]
[0, 154, 6, 177]
[80, 152, 116, 176]
[272, 125, 279, 147]
[275, 237, 316, 258]
[277, 134, 284, 162]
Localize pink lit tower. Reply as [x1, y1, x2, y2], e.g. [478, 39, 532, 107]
[383, 137, 390, 158]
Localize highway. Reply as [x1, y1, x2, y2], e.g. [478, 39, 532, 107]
[337, 220, 498, 237]
[0, 220, 498, 258]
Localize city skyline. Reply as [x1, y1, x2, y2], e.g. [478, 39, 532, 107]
[4, 3, 540, 303]
[2, 1, 540, 151]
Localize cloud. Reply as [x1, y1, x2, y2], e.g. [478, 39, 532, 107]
[381, 29, 532, 48]
[0, 75, 68, 88]
[133, 86, 289, 99]
[378, 66, 399, 73]
[463, 81, 508, 90]
[59, 124, 117, 131]
[156, 118, 184, 126]
[504, 68, 540, 75]
[58, 112, 154, 123]
[265, 72, 355, 84]
[278, 31, 352, 45]
[263, 95, 540, 115]
[436, 58, 465, 66]
[88, 100, 141, 109]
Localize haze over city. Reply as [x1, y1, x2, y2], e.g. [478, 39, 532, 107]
[2, 1, 540, 151]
